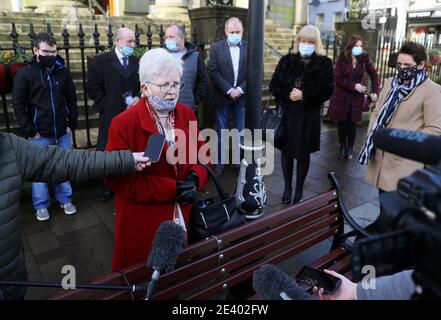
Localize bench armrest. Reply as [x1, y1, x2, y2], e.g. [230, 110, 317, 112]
[328, 172, 372, 242]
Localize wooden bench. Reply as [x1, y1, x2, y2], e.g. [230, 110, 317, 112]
[48, 172, 371, 300]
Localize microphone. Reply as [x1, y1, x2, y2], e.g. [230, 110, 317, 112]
[373, 128, 441, 165]
[145, 221, 186, 300]
[253, 264, 311, 300]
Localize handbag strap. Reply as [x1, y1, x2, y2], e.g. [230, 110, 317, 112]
[197, 163, 229, 201]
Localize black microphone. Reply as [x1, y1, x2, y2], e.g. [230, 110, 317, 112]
[145, 221, 186, 300]
[253, 264, 311, 300]
[373, 128, 441, 165]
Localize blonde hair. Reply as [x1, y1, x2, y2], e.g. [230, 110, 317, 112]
[291, 25, 325, 56]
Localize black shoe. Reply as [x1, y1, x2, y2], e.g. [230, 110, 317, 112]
[346, 146, 353, 160]
[293, 190, 303, 204]
[282, 188, 292, 204]
[339, 145, 346, 160]
[100, 189, 113, 202]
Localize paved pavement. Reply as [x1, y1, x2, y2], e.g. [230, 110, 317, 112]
[19, 123, 381, 299]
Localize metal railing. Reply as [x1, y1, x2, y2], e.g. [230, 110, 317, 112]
[0, 22, 199, 148]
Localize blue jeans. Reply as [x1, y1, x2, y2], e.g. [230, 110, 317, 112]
[30, 133, 73, 210]
[215, 100, 245, 168]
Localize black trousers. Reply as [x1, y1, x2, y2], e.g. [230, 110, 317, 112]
[338, 111, 357, 148]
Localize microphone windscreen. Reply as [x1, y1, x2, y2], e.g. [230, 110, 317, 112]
[373, 128, 441, 165]
[253, 264, 311, 300]
[147, 221, 186, 273]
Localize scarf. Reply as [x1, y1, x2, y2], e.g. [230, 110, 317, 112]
[358, 69, 429, 165]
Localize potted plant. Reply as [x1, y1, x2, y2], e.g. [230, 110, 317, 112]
[0, 48, 32, 94]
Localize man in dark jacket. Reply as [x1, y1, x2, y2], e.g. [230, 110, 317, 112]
[13, 32, 78, 222]
[208, 17, 247, 175]
[87, 27, 140, 202]
[0, 132, 151, 300]
[164, 24, 208, 115]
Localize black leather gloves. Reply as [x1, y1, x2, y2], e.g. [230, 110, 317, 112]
[176, 171, 199, 205]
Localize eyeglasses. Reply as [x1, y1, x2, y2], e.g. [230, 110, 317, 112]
[146, 81, 184, 93]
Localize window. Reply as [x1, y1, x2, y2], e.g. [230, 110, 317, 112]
[334, 12, 342, 23]
[317, 13, 325, 25]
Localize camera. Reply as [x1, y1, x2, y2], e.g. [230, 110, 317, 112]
[352, 128, 441, 299]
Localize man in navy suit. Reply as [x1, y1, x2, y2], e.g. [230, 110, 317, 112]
[208, 17, 247, 175]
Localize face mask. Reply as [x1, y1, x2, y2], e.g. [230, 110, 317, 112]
[165, 39, 178, 52]
[298, 43, 315, 57]
[397, 64, 419, 82]
[227, 34, 242, 46]
[145, 86, 178, 113]
[38, 55, 57, 68]
[121, 46, 134, 57]
[352, 46, 363, 56]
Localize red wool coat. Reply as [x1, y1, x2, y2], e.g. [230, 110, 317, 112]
[328, 53, 381, 122]
[105, 99, 210, 271]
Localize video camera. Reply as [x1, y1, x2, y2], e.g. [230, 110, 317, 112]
[352, 128, 441, 299]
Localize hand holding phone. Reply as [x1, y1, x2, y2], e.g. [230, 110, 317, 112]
[144, 134, 166, 163]
[296, 266, 342, 294]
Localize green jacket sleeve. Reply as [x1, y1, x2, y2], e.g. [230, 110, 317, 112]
[9, 134, 135, 183]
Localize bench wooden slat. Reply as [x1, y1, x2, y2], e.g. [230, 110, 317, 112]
[309, 247, 349, 270]
[176, 191, 338, 263]
[149, 216, 339, 300]
[185, 228, 338, 300]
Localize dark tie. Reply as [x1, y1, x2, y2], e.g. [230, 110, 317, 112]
[122, 57, 128, 72]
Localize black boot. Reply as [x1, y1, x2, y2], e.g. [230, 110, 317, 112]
[293, 190, 303, 204]
[293, 155, 310, 204]
[282, 188, 292, 204]
[281, 154, 294, 205]
[345, 145, 353, 160]
[339, 144, 346, 160]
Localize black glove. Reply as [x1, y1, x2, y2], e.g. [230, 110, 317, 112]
[176, 172, 199, 205]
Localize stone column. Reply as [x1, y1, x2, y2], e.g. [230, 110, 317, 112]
[293, 0, 308, 33]
[148, 0, 190, 22]
[35, 0, 90, 15]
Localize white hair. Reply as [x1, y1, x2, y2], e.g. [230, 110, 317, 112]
[139, 48, 183, 85]
[225, 17, 243, 30]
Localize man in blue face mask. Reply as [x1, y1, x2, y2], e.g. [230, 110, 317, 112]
[164, 24, 208, 116]
[87, 27, 140, 202]
[208, 17, 248, 176]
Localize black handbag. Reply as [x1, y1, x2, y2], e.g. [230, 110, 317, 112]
[261, 95, 285, 149]
[188, 164, 247, 243]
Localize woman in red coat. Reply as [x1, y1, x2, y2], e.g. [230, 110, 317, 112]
[328, 35, 380, 160]
[105, 48, 210, 271]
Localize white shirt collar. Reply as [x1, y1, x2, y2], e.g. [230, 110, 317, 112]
[115, 47, 126, 63]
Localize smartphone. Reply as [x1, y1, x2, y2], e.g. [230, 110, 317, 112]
[296, 266, 342, 294]
[144, 134, 166, 163]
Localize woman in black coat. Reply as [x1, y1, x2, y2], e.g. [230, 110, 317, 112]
[269, 25, 334, 204]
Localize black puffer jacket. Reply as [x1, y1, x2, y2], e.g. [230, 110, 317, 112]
[0, 133, 135, 300]
[12, 55, 78, 138]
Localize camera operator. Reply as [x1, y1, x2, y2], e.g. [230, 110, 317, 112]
[313, 269, 415, 300]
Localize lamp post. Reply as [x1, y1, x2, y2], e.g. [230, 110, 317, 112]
[235, 0, 267, 220]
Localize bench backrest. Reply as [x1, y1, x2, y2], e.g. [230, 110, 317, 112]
[49, 186, 342, 300]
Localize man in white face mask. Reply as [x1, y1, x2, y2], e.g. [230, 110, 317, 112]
[87, 27, 140, 202]
[164, 24, 208, 115]
[208, 17, 248, 176]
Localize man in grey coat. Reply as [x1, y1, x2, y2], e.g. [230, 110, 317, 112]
[208, 17, 247, 175]
[0, 132, 150, 299]
[164, 24, 208, 117]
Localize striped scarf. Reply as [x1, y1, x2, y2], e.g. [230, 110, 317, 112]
[358, 69, 428, 165]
